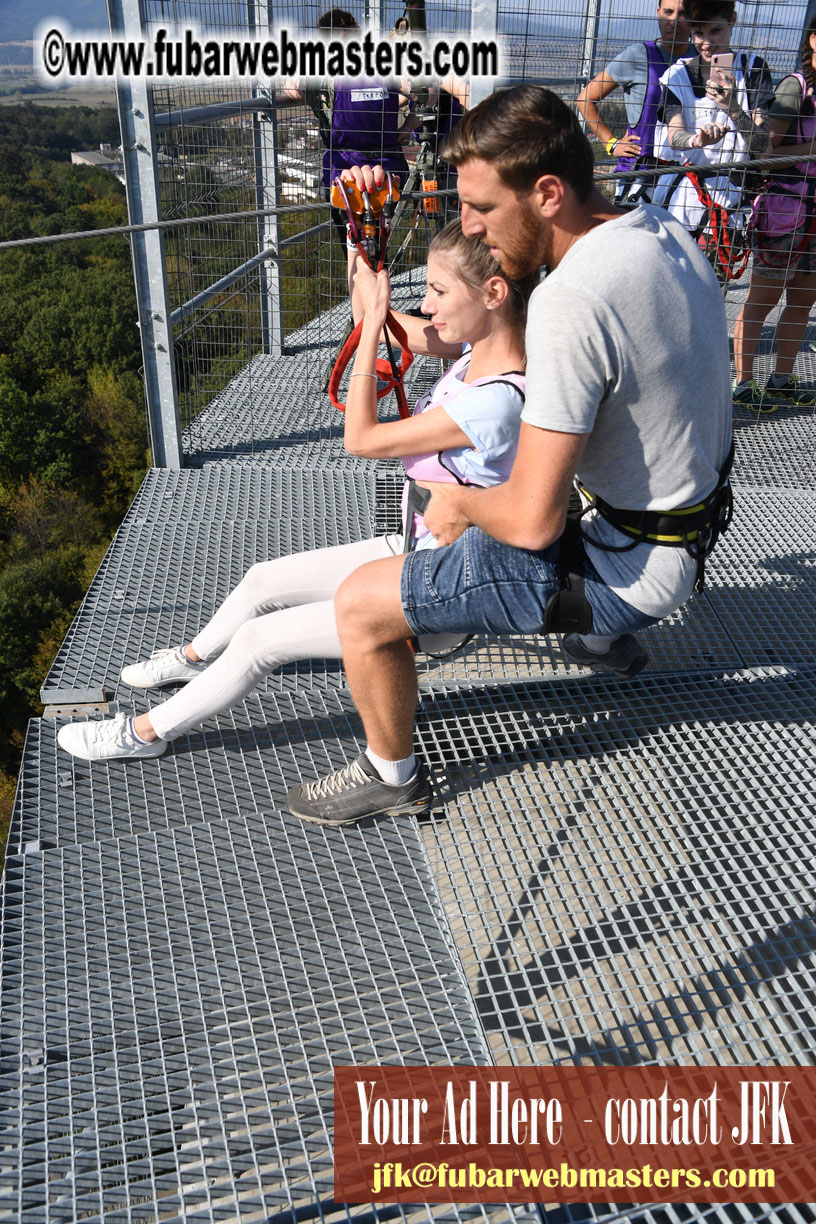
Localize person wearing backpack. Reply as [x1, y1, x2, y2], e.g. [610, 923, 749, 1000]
[732, 13, 816, 410]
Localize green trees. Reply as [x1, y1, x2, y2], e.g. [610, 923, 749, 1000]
[0, 104, 149, 835]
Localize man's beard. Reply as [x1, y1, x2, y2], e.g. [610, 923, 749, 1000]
[489, 206, 546, 278]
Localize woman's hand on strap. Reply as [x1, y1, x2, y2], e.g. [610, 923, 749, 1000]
[353, 261, 391, 329]
[340, 163, 396, 192]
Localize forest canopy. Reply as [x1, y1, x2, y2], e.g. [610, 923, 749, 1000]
[0, 103, 150, 833]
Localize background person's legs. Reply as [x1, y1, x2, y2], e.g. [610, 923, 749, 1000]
[772, 266, 816, 378]
[733, 271, 784, 385]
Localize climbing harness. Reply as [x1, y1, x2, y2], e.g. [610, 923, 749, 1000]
[687, 169, 752, 281]
[575, 441, 735, 593]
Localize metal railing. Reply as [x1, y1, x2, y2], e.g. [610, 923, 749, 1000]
[9, 0, 815, 466]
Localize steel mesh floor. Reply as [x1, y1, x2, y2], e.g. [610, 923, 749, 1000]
[15, 663, 816, 1073]
[10, 686, 364, 854]
[705, 486, 816, 667]
[0, 812, 518, 1224]
[5, 261, 816, 1222]
[39, 515, 371, 704]
[125, 468, 381, 528]
[417, 665, 816, 1067]
[731, 410, 816, 488]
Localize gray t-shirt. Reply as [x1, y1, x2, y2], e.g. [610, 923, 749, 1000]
[605, 40, 687, 127]
[521, 206, 732, 616]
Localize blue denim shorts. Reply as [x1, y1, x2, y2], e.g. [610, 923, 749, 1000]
[401, 527, 660, 639]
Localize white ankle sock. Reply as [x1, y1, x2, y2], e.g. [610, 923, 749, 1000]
[579, 633, 619, 654]
[129, 717, 151, 745]
[365, 747, 417, 786]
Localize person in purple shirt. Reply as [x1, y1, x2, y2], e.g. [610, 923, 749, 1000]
[284, 9, 410, 245]
[577, 1, 691, 203]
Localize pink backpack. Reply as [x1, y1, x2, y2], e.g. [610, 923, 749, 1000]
[751, 74, 816, 240]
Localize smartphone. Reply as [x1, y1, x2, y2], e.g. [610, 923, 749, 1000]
[710, 52, 734, 88]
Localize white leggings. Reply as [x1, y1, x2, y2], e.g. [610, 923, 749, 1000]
[149, 535, 402, 741]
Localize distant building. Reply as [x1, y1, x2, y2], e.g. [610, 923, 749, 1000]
[71, 144, 186, 188]
[71, 143, 125, 184]
[278, 154, 319, 202]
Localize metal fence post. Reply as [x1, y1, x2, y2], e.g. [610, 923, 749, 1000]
[469, 0, 498, 109]
[251, 0, 285, 357]
[580, 0, 602, 88]
[107, 0, 184, 469]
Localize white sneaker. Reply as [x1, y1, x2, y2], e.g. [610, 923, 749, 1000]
[120, 647, 207, 689]
[57, 712, 167, 762]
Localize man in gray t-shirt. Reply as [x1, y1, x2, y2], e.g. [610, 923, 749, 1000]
[284, 86, 733, 829]
[577, 1, 691, 201]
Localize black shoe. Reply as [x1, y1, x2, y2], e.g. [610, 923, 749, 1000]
[286, 753, 433, 827]
[562, 633, 648, 679]
[732, 380, 777, 413]
[763, 375, 815, 407]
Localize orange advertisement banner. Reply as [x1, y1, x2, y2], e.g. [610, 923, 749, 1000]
[334, 1065, 816, 1204]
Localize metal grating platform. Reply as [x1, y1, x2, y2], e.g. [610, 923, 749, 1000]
[731, 409, 816, 488]
[124, 468, 382, 527]
[12, 663, 816, 1079]
[5, 254, 816, 1222]
[705, 486, 816, 667]
[182, 347, 440, 471]
[0, 812, 524, 1224]
[39, 515, 372, 704]
[10, 686, 364, 854]
[416, 665, 816, 1066]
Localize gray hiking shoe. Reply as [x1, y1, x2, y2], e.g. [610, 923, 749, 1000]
[562, 632, 648, 679]
[121, 647, 207, 689]
[286, 752, 433, 827]
[57, 712, 167, 762]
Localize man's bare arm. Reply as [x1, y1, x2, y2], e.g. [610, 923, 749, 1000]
[420, 422, 588, 550]
[576, 71, 641, 157]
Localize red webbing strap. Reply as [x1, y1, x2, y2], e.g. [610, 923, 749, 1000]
[327, 173, 413, 418]
[685, 168, 750, 281]
[327, 310, 414, 417]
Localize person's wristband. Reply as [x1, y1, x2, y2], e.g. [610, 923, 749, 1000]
[350, 371, 377, 379]
[605, 136, 618, 156]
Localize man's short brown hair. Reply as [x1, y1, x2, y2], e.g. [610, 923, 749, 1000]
[441, 85, 595, 202]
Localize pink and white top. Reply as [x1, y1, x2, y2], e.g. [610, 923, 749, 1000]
[400, 352, 525, 550]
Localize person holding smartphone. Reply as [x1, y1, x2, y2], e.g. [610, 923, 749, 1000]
[651, 0, 772, 229]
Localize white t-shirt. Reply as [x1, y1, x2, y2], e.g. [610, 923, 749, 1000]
[521, 205, 732, 616]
